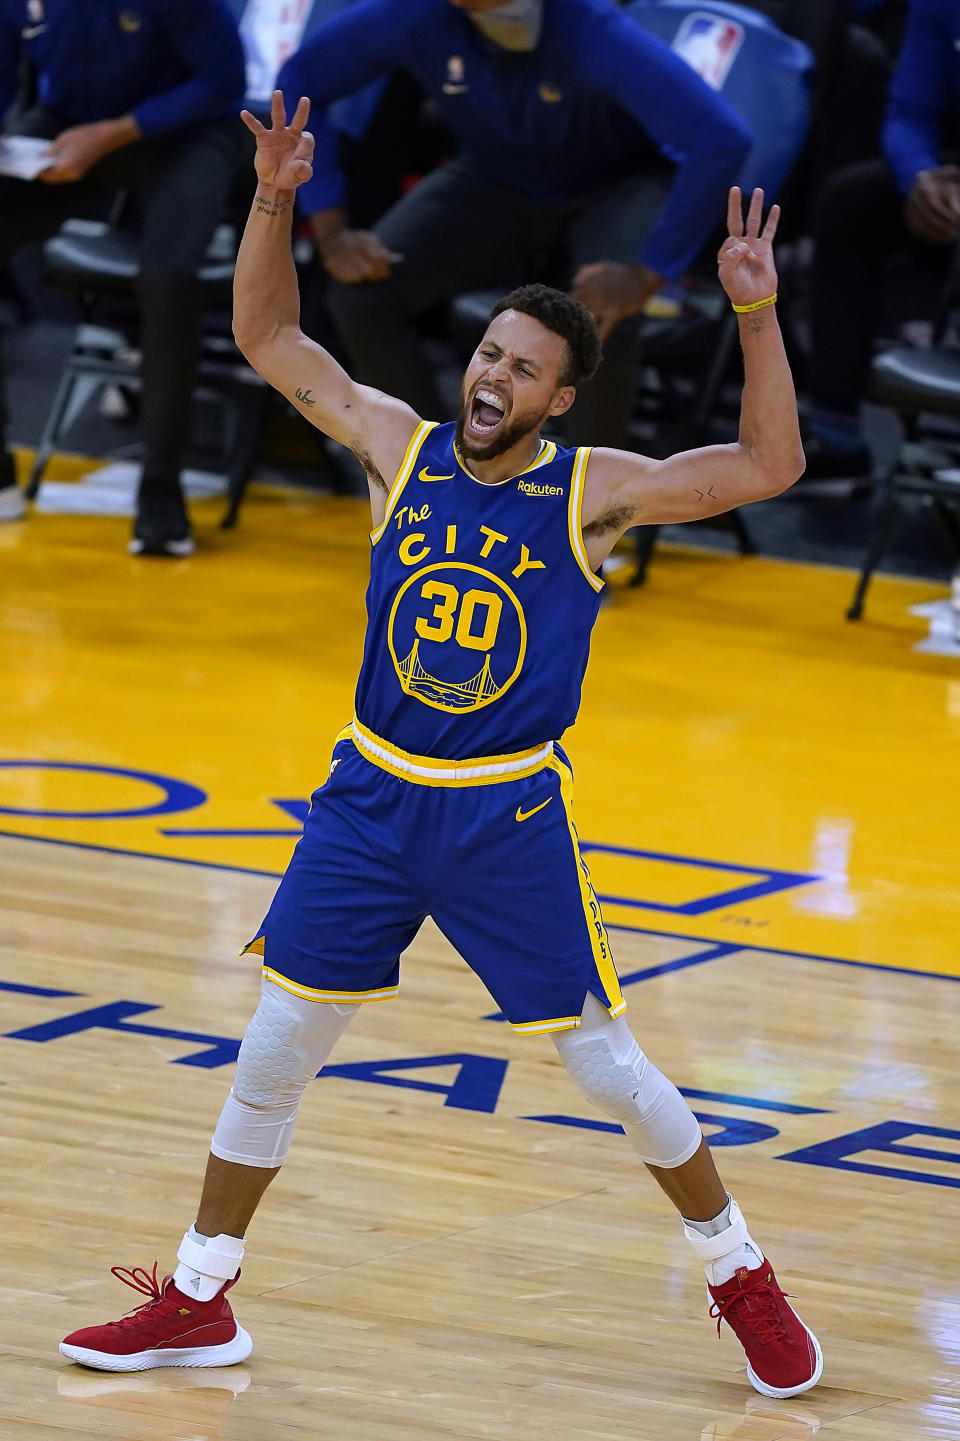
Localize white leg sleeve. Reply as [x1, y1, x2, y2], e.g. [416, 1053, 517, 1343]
[552, 993, 702, 1168]
[210, 980, 358, 1168]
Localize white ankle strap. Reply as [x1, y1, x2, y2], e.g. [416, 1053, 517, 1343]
[176, 1229, 244, 1281]
[681, 1199, 748, 1261]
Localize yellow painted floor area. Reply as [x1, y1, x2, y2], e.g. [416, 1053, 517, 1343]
[3, 477, 960, 1441]
[1, 480, 957, 979]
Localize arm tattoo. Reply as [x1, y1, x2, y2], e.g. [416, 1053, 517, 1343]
[582, 504, 634, 538]
[295, 387, 315, 407]
[693, 485, 718, 502]
[354, 447, 386, 493]
[747, 312, 766, 335]
[255, 194, 292, 219]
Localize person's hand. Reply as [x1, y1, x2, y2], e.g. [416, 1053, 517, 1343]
[717, 186, 779, 309]
[318, 228, 403, 283]
[905, 166, 960, 244]
[38, 119, 137, 184]
[570, 261, 660, 342]
[240, 90, 314, 191]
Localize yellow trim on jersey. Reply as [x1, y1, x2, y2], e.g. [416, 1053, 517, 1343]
[523, 439, 557, 474]
[453, 437, 555, 485]
[263, 966, 400, 1005]
[511, 1015, 583, 1035]
[351, 715, 553, 787]
[370, 420, 438, 545]
[568, 448, 605, 593]
[546, 751, 625, 1019]
[333, 724, 354, 745]
[240, 934, 266, 957]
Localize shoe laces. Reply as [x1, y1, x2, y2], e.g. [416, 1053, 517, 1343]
[106, 1260, 175, 1326]
[709, 1276, 793, 1345]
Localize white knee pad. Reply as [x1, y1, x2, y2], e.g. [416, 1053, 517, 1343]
[210, 980, 357, 1168]
[553, 995, 702, 1168]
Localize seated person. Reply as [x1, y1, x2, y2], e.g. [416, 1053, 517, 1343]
[804, 0, 960, 484]
[0, 0, 245, 555]
[278, 0, 751, 453]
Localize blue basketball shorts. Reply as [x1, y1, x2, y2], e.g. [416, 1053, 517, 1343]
[243, 724, 624, 1034]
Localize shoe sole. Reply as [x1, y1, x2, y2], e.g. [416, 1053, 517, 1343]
[128, 537, 196, 558]
[58, 1324, 252, 1372]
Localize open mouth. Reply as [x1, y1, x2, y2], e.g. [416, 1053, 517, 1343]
[466, 387, 507, 439]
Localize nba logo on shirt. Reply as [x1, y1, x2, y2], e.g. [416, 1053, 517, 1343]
[671, 13, 744, 90]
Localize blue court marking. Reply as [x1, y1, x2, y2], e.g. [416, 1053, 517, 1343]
[779, 1120, 960, 1190]
[616, 941, 742, 986]
[0, 761, 206, 820]
[481, 942, 740, 1020]
[679, 1088, 829, 1115]
[159, 829, 302, 837]
[1, 827, 958, 986]
[609, 919, 960, 984]
[0, 979, 83, 998]
[523, 1113, 782, 1147]
[579, 839, 818, 916]
[162, 798, 309, 838]
[6, 999, 240, 1068]
[0, 828, 283, 880]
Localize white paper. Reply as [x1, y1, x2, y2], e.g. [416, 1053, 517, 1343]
[909, 599, 960, 657]
[0, 134, 55, 180]
[33, 464, 227, 517]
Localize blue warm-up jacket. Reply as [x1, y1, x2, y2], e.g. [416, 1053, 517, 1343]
[278, 0, 752, 279]
[0, 0, 245, 138]
[884, 0, 960, 193]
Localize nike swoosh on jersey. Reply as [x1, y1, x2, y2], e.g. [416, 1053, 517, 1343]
[418, 467, 455, 482]
[516, 798, 552, 823]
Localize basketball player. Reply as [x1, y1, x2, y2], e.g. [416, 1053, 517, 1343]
[60, 94, 820, 1398]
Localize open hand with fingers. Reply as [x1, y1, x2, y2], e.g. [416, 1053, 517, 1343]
[241, 90, 314, 191]
[718, 186, 780, 310]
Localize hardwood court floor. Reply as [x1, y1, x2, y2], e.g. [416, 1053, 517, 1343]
[1, 478, 959, 1441]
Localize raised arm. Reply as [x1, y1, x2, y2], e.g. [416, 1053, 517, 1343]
[580, 187, 805, 565]
[233, 93, 421, 516]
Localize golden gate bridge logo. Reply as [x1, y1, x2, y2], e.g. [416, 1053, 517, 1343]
[396, 639, 501, 708]
[387, 562, 527, 714]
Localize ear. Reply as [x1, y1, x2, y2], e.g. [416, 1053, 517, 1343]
[548, 385, 575, 418]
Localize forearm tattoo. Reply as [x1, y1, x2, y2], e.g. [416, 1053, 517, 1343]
[255, 193, 292, 219]
[295, 387, 315, 407]
[746, 311, 767, 335]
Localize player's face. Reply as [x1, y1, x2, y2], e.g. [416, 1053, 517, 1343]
[457, 310, 575, 461]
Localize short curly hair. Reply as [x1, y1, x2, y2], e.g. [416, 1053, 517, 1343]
[489, 283, 602, 386]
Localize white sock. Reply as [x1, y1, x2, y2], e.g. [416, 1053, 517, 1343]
[172, 1224, 244, 1303]
[681, 1195, 763, 1287]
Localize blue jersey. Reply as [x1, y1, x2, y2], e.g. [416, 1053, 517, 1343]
[353, 421, 605, 760]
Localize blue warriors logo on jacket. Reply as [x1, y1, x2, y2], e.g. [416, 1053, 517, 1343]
[354, 421, 605, 759]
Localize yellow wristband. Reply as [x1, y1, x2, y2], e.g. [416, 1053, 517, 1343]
[732, 293, 777, 313]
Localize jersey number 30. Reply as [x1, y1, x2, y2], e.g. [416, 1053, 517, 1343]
[415, 580, 502, 652]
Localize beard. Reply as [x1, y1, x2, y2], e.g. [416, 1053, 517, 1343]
[455, 396, 553, 462]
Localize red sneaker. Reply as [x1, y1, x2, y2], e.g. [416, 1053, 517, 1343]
[59, 1262, 252, 1372]
[708, 1257, 822, 1398]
